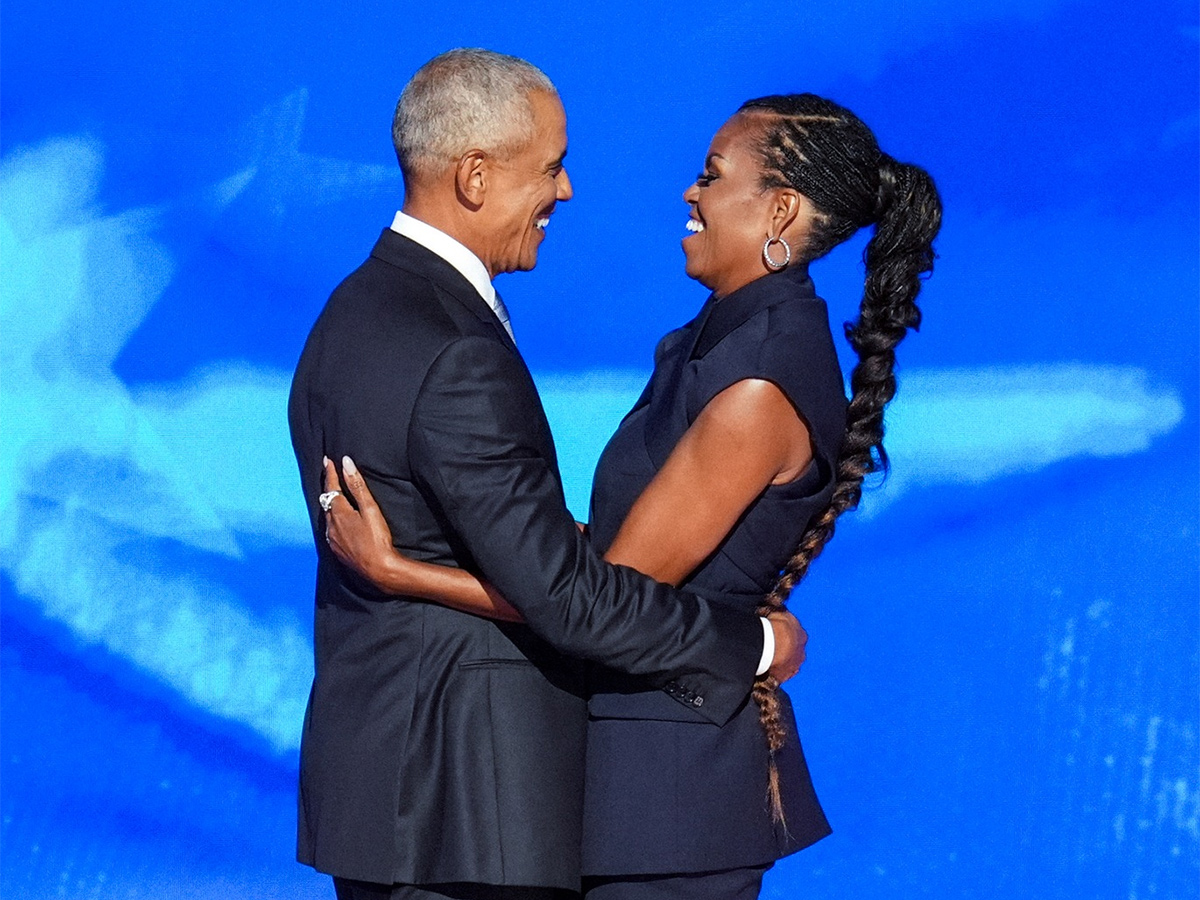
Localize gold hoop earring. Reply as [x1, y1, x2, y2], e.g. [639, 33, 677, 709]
[762, 236, 791, 271]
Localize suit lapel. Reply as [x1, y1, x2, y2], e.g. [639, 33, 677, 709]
[369, 229, 518, 354]
[368, 230, 559, 478]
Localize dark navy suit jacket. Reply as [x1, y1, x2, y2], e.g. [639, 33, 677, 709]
[288, 229, 763, 889]
[583, 265, 842, 875]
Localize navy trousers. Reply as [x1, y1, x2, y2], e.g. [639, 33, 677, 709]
[581, 866, 769, 900]
[333, 878, 576, 900]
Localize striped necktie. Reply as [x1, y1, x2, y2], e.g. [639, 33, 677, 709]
[493, 291, 515, 342]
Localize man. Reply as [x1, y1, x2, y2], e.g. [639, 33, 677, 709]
[288, 49, 804, 900]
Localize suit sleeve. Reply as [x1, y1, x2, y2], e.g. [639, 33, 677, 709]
[408, 335, 762, 725]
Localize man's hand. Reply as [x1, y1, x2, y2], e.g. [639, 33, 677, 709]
[767, 610, 808, 683]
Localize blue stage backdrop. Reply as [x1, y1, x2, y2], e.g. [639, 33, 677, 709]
[2, 1, 1197, 898]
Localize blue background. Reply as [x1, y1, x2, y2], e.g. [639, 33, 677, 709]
[2, 1, 1197, 897]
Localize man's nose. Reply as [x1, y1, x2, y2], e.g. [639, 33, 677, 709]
[556, 167, 573, 201]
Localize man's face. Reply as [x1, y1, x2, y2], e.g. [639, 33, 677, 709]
[478, 90, 573, 276]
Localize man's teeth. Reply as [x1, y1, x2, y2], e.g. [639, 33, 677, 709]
[685, 219, 704, 233]
[535, 218, 550, 229]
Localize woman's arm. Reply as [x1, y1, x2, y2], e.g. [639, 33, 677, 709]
[322, 456, 523, 622]
[323, 376, 811, 619]
[604, 378, 813, 586]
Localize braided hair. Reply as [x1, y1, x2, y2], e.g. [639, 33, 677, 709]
[737, 94, 942, 826]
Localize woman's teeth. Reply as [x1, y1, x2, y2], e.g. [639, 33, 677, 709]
[535, 217, 550, 229]
[685, 219, 704, 233]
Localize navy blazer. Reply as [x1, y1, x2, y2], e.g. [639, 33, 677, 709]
[288, 229, 764, 889]
[583, 265, 842, 875]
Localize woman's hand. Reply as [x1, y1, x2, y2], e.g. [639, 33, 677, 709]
[320, 455, 523, 622]
[322, 455, 398, 585]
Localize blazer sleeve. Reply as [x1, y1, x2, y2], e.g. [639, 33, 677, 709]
[408, 335, 762, 725]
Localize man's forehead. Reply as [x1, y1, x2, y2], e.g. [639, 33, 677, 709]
[527, 86, 563, 113]
[529, 92, 568, 158]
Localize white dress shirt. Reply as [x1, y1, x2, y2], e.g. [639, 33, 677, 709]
[388, 212, 772, 675]
[390, 210, 513, 340]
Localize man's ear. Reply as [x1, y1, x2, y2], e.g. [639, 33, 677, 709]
[454, 150, 488, 210]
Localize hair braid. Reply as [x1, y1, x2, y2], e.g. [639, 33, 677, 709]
[739, 94, 942, 826]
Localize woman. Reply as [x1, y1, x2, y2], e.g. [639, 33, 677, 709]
[322, 94, 941, 898]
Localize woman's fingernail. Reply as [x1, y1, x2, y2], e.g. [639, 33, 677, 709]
[343, 456, 358, 476]
[323, 455, 330, 466]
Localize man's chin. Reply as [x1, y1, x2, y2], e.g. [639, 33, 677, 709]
[494, 253, 539, 275]
[516, 247, 541, 272]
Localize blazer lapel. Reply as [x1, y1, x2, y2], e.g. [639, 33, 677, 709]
[691, 266, 816, 360]
[640, 297, 717, 466]
[642, 270, 814, 467]
[621, 295, 715, 426]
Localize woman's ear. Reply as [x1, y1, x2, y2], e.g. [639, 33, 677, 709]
[768, 189, 802, 238]
[775, 190, 820, 250]
[454, 150, 488, 210]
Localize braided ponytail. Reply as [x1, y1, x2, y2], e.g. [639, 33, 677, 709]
[738, 95, 943, 826]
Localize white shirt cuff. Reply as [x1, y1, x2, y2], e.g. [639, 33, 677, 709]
[756, 616, 774, 676]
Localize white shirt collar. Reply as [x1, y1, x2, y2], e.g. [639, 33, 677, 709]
[389, 210, 496, 308]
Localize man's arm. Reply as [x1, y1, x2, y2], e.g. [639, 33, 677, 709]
[407, 336, 763, 725]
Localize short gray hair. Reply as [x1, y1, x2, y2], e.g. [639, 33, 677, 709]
[393, 48, 556, 181]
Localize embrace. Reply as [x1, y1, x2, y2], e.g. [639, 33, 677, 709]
[288, 48, 941, 900]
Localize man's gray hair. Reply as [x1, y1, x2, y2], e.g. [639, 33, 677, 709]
[393, 49, 556, 181]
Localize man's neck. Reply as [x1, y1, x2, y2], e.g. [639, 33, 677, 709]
[401, 196, 492, 278]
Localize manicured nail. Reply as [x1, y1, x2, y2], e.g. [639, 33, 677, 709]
[323, 455, 330, 466]
[342, 456, 358, 476]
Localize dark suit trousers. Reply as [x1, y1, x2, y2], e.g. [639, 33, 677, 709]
[581, 866, 769, 900]
[333, 877, 577, 900]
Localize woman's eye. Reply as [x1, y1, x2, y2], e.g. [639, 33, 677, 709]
[696, 172, 716, 187]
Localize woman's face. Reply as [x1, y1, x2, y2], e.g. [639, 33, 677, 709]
[682, 113, 794, 298]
